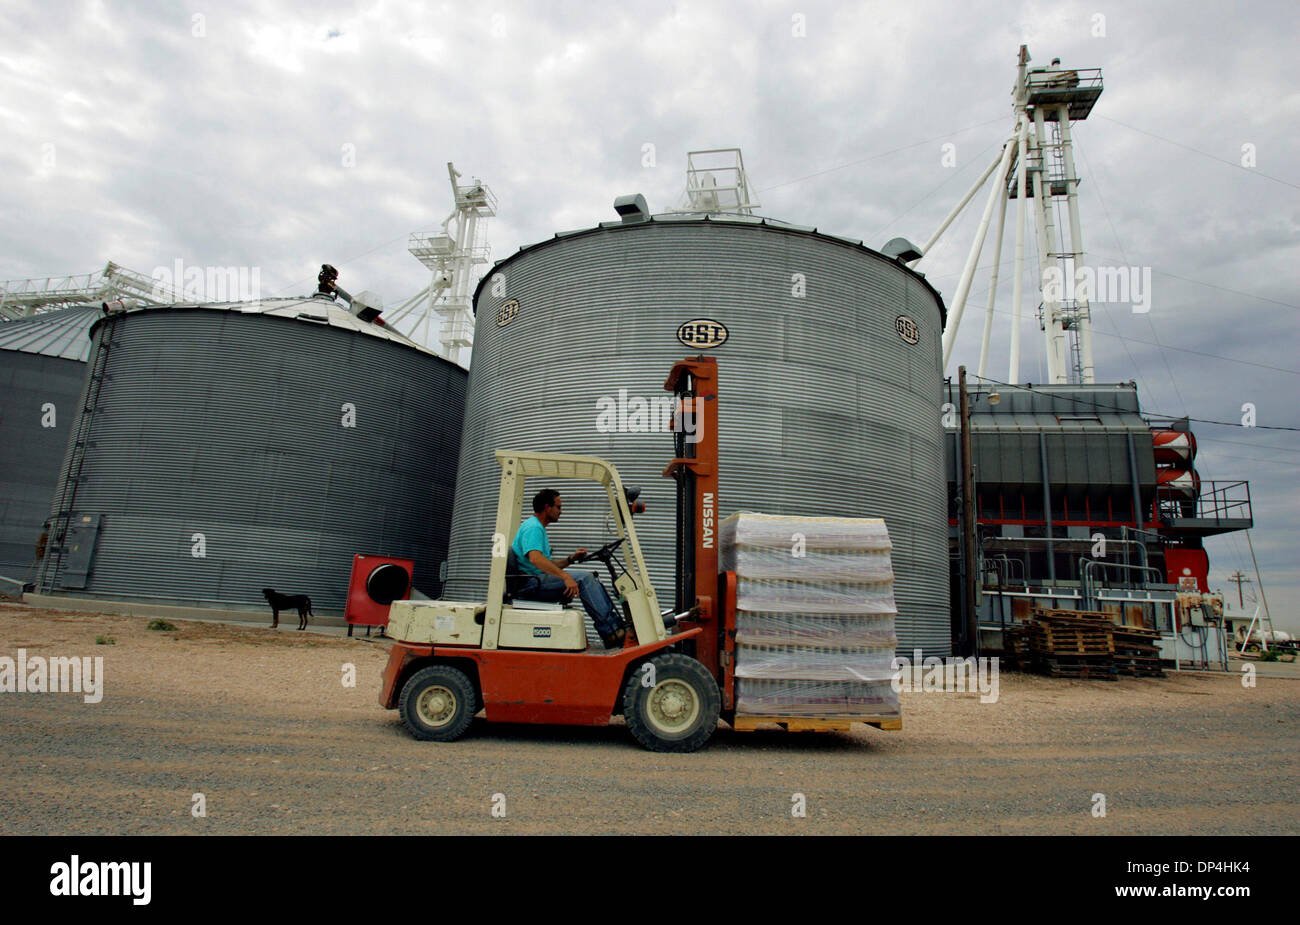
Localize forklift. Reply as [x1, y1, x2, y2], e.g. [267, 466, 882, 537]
[378, 356, 901, 751]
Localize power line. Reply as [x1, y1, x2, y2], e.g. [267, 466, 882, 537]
[759, 115, 1009, 194]
[955, 290, 1300, 376]
[1076, 132, 1188, 415]
[929, 247, 1300, 314]
[1196, 434, 1300, 454]
[965, 374, 1300, 430]
[1094, 114, 1300, 192]
[874, 135, 1007, 240]
[1196, 451, 1293, 467]
[1161, 419, 1299, 432]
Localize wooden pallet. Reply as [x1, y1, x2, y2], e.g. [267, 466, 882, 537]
[731, 714, 902, 732]
[1032, 607, 1114, 624]
[1038, 658, 1118, 680]
[1007, 610, 1168, 676]
[1025, 630, 1111, 656]
[1112, 644, 1160, 656]
[1112, 653, 1165, 677]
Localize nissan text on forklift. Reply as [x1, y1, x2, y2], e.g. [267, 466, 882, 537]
[377, 356, 902, 752]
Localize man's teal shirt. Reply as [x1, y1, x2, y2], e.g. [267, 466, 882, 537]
[512, 515, 551, 577]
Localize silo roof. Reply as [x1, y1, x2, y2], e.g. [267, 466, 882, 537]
[943, 382, 1152, 434]
[86, 295, 437, 355]
[0, 304, 101, 361]
[474, 211, 947, 323]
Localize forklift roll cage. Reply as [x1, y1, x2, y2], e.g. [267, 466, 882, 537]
[484, 450, 668, 650]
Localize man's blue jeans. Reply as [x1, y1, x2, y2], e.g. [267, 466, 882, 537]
[515, 571, 621, 637]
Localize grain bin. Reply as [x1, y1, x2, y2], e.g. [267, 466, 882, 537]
[445, 211, 951, 656]
[33, 295, 466, 611]
[0, 306, 97, 582]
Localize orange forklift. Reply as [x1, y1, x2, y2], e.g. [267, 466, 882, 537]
[378, 356, 898, 751]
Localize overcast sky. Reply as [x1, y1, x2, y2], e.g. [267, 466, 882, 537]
[4, 0, 1297, 630]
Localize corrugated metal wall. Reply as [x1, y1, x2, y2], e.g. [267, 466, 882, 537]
[0, 350, 89, 578]
[34, 307, 466, 610]
[445, 216, 952, 655]
[943, 382, 1157, 499]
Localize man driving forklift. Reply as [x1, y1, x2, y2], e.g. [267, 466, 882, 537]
[511, 488, 627, 649]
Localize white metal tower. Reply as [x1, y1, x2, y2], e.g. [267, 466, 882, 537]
[674, 148, 760, 215]
[909, 47, 1103, 385]
[386, 163, 496, 365]
[0, 261, 186, 320]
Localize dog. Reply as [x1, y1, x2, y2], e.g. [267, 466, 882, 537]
[262, 588, 313, 631]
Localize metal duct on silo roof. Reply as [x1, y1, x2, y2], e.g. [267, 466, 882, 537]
[445, 213, 952, 656]
[32, 297, 467, 611]
[0, 305, 98, 581]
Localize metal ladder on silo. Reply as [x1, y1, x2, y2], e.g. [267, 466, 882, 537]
[40, 317, 116, 592]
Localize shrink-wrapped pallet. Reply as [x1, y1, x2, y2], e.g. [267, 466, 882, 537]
[735, 679, 899, 716]
[733, 643, 897, 682]
[721, 512, 900, 718]
[735, 611, 897, 648]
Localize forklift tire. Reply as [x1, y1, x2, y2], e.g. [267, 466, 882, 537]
[398, 665, 477, 742]
[622, 653, 720, 753]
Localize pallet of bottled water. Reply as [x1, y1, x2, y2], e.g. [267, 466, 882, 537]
[720, 512, 900, 719]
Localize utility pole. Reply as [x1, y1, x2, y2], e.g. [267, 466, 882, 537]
[959, 366, 978, 656]
[1244, 531, 1277, 646]
[1227, 570, 1251, 609]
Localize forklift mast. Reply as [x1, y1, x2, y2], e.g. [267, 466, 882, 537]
[662, 357, 724, 685]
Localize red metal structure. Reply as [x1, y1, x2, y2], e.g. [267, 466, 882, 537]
[344, 553, 413, 636]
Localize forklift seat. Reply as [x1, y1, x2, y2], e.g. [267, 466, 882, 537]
[504, 547, 529, 603]
[506, 548, 588, 613]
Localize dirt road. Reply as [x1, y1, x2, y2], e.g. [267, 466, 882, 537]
[2, 603, 1296, 835]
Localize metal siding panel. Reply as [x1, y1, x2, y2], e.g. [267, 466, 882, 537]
[34, 311, 465, 610]
[0, 351, 89, 574]
[449, 220, 951, 656]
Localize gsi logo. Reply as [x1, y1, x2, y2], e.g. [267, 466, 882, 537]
[677, 319, 728, 349]
[895, 315, 919, 345]
[497, 299, 520, 327]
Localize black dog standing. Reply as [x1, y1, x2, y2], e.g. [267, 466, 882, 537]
[262, 588, 313, 630]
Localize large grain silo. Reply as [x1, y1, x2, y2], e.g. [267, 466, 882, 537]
[445, 207, 951, 655]
[0, 306, 97, 584]
[33, 295, 466, 612]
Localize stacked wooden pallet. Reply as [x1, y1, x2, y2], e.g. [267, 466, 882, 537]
[1110, 624, 1164, 677]
[1004, 607, 1165, 679]
[720, 513, 900, 721]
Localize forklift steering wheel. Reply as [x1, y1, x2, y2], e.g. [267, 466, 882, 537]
[587, 537, 626, 561]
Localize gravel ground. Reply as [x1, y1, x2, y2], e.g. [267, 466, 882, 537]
[2, 602, 1297, 836]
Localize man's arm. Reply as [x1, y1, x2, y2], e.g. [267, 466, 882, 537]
[527, 550, 580, 599]
[527, 550, 572, 578]
[528, 549, 587, 572]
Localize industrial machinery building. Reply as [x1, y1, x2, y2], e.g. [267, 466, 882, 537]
[31, 295, 467, 612]
[444, 190, 953, 656]
[944, 380, 1253, 661]
[926, 48, 1257, 666]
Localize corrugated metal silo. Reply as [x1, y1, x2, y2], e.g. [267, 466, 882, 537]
[0, 306, 97, 582]
[33, 296, 466, 611]
[445, 213, 951, 655]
